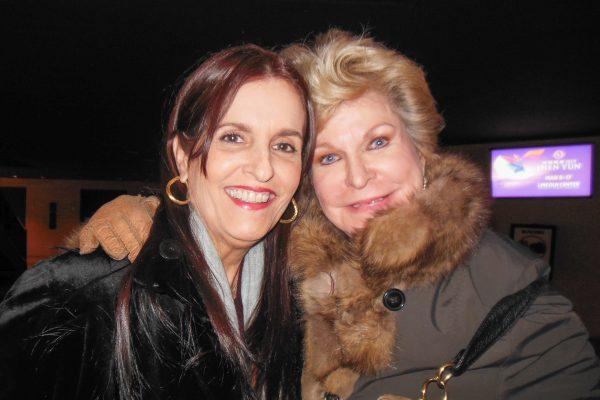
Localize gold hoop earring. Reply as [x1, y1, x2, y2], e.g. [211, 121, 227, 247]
[279, 198, 298, 224]
[166, 176, 190, 205]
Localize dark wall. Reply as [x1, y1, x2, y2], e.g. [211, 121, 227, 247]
[3, 0, 599, 181]
[0, 187, 27, 298]
[447, 136, 600, 337]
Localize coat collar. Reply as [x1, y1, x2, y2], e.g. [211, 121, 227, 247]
[130, 207, 190, 299]
[290, 153, 491, 290]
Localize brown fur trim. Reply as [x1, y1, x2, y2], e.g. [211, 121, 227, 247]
[357, 152, 490, 289]
[290, 153, 490, 398]
[291, 153, 489, 291]
[290, 193, 357, 280]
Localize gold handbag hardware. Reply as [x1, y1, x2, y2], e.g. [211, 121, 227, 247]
[418, 362, 454, 400]
[417, 280, 546, 400]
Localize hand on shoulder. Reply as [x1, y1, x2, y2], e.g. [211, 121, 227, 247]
[75, 195, 160, 262]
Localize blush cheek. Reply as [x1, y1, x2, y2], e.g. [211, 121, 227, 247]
[386, 161, 422, 203]
[313, 175, 335, 210]
[394, 185, 417, 205]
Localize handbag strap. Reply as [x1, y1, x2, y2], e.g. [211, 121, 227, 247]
[418, 279, 547, 399]
[450, 278, 547, 376]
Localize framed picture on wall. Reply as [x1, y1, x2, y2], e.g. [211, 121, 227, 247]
[510, 224, 556, 267]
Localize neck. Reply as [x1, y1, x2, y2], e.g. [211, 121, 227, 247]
[215, 242, 248, 286]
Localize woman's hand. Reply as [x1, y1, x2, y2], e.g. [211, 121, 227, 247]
[79, 195, 160, 261]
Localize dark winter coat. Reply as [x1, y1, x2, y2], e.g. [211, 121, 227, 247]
[290, 153, 600, 399]
[0, 211, 303, 400]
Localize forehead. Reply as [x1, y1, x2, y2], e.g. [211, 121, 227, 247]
[222, 77, 306, 131]
[317, 91, 402, 143]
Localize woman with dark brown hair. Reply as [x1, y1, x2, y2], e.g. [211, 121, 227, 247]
[0, 44, 315, 400]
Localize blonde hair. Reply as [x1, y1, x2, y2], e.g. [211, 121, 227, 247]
[281, 29, 445, 160]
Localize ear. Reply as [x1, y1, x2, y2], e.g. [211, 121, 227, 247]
[172, 136, 190, 183]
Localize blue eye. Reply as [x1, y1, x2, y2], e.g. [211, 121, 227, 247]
[320, 154, 339, 165]
[370, 137, 388, 149]
[220, 133, 243, 143]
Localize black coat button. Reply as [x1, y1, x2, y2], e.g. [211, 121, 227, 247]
[159, 239, 183, 261]
[383, 288, 405, 311]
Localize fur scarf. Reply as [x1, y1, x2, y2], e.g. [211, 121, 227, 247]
[289, 153, 490, 399]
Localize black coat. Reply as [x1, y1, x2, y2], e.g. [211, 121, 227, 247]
[0, 212, 303, 400]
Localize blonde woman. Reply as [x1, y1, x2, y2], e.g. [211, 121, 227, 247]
[67, 30, 600, 399]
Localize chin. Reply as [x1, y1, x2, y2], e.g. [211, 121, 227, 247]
[350, 224, 368, 236]
[338, 220, 367, 236]
[230, 222, 273, 243]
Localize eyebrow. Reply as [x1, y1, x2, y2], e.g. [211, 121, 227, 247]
[217, 122, 303, 139]
[277, 130, 304, 140]
[367, 122, 396, 133]
[314, 141, 334, 151]
[217, 122, 251, 131]
[315, 123, 396, 150]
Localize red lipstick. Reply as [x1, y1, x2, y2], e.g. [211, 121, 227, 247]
[225, 186, 276, 211]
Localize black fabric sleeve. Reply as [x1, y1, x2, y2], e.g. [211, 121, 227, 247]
[0, 254, 78, 398]
[0, 251, 125, 400]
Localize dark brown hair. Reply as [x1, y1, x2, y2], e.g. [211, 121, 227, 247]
[113, 44, 315, 399]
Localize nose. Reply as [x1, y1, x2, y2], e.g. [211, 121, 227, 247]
[245, 148, 275, 183]
[345, 155, 372, 189]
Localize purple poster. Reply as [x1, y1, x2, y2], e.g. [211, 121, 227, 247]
[491, 144, 593, 198]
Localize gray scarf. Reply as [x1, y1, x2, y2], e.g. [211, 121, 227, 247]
[189, 209, 265, 334]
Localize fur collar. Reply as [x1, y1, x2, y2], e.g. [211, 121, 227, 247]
[290, 152, 490, 291]
[290, 153, 491, 398]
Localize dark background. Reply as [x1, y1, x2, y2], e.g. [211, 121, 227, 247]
[2, 0, 599, 181]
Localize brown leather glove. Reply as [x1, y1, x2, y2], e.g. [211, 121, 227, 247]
[79, 195, 160, 262]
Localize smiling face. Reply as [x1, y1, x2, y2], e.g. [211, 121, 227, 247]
[312, 90, 423, 236]
[174, 78, 305, 252]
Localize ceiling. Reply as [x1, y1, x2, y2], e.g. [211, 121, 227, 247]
[2, 0, 599, 180]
